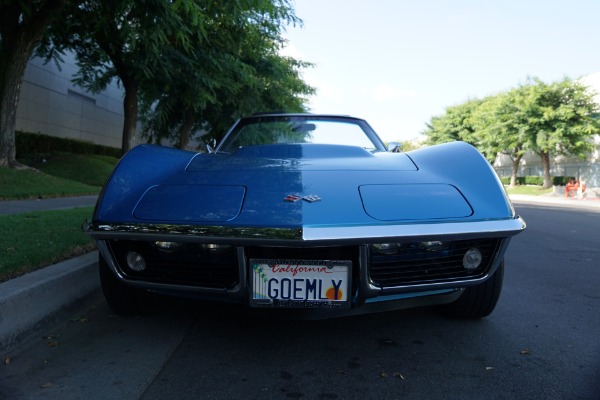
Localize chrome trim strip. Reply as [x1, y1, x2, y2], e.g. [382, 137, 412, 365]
[302, 217, 526, 242]
[84, 217, 525, 245]
[360, 245, 381, 299]
[236, 246, 248, 295]
[97, 240, 123, 278]
[84, 221, 302, 242]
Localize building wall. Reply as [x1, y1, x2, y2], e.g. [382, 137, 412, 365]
[16, 53, 124, 149]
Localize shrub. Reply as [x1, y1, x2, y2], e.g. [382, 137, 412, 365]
[552, 176, 577, 186]
[500, 176, 528, 185]
[524, 176, 543, 185]
[499, 176, 548, 186]
[16, 131, 121, 158]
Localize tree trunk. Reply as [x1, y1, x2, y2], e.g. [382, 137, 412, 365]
[0, 0, 70, 167]
[510, 154, 523, 188]
[120, 77, 139, 156]
[179, 109, 196, 149]
[0, 52, 27, 167]
[540, 151, 552, 189]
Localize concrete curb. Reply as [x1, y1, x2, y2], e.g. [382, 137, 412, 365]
[0, 252, 99, 352]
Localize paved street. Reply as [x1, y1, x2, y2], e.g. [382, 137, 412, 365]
[1, 199, 599, 400]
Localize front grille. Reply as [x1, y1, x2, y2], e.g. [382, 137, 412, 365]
[107, 240, 239, 288]
[369, 239, 500, 287]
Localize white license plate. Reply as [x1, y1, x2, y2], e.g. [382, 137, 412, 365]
[250, 259, 351, 309]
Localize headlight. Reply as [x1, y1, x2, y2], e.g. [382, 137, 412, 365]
[463, 247, 483, 270]
[126, 251, 146, 271]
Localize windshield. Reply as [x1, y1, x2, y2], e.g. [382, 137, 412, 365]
[217, 115, 385, 153]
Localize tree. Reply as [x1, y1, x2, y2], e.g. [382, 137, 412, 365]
[139, 1, 312, 149]
[523, 78, 600, 188]
[0, 0, 74, 167]
[422, 99, 483, 147]
[42, 0, 306, 154]
[472, 90, 530, 187]
[422, 77, 600, 189]
[41, 0, 205, 155]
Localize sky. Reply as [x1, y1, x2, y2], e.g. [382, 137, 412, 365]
[282, 0, 600, 143]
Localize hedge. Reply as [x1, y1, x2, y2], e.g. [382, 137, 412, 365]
[500, 175, 577, 186]
[15, 131, 121, 158]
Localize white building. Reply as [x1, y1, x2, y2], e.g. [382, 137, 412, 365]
[16, 53, 124, 148]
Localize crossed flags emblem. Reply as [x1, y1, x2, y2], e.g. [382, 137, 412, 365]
[283, 194, 322, 203]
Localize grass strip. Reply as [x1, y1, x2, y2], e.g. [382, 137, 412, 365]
[504, 185, 554, 196]
[0, 207, 96, 282]
[19, 153, 118, 187]
[0, 167, 101, 200]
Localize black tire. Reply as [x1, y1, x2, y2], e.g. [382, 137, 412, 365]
[98, 255, 155, 315]
[439, 260, 504, 319]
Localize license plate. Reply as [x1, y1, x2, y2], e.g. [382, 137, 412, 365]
[250, 259, 351, 309]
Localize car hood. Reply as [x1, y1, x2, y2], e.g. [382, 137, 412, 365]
[93, 143, 515, 228]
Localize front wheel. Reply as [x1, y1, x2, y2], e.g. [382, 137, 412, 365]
[439, 261, 504, 319]
[99, 255, 155, 315]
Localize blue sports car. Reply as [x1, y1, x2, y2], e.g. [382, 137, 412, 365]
[84, 113, 525, 318]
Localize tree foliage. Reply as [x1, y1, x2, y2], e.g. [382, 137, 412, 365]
[522, 78, 600, 187]
[39, 0, 212, 155]
[422, 99, 483, 147]
[138, 0, 314, 149]
[422, 77, 600, 188]
[472, 90, 529, 186]
[38, 0, 312, 154]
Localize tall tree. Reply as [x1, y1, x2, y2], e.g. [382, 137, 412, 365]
[523, 78, 600, 188]
[41, 0, 202, 155]
[198, 50, 315, 145]
[422, 99, 483, 147]
[0, 0, 73, 167]
[473, 90, 530, 187]
[139, 1, 312, 149]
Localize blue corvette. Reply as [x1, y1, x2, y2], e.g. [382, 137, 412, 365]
[84, 114, 525, 318]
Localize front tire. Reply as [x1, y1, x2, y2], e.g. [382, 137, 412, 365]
[99, 255, 154, 315]
[439, 260, 504, 319]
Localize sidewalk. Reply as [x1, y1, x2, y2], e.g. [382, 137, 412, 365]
[0, 195, 97, 215]
[1, 193, 599, 352]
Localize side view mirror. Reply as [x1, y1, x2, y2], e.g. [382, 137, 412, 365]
[388, 142, 403, 152]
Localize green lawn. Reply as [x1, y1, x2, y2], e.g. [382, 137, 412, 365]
[0, 153, 119, 200]
[0, 153, 118, 281]
[504, 185, 554, 196]
[19, 153, 118, 187]
[0, 207, 96, 282]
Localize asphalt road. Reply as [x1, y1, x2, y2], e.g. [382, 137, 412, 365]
[1, 201, 599, 400]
